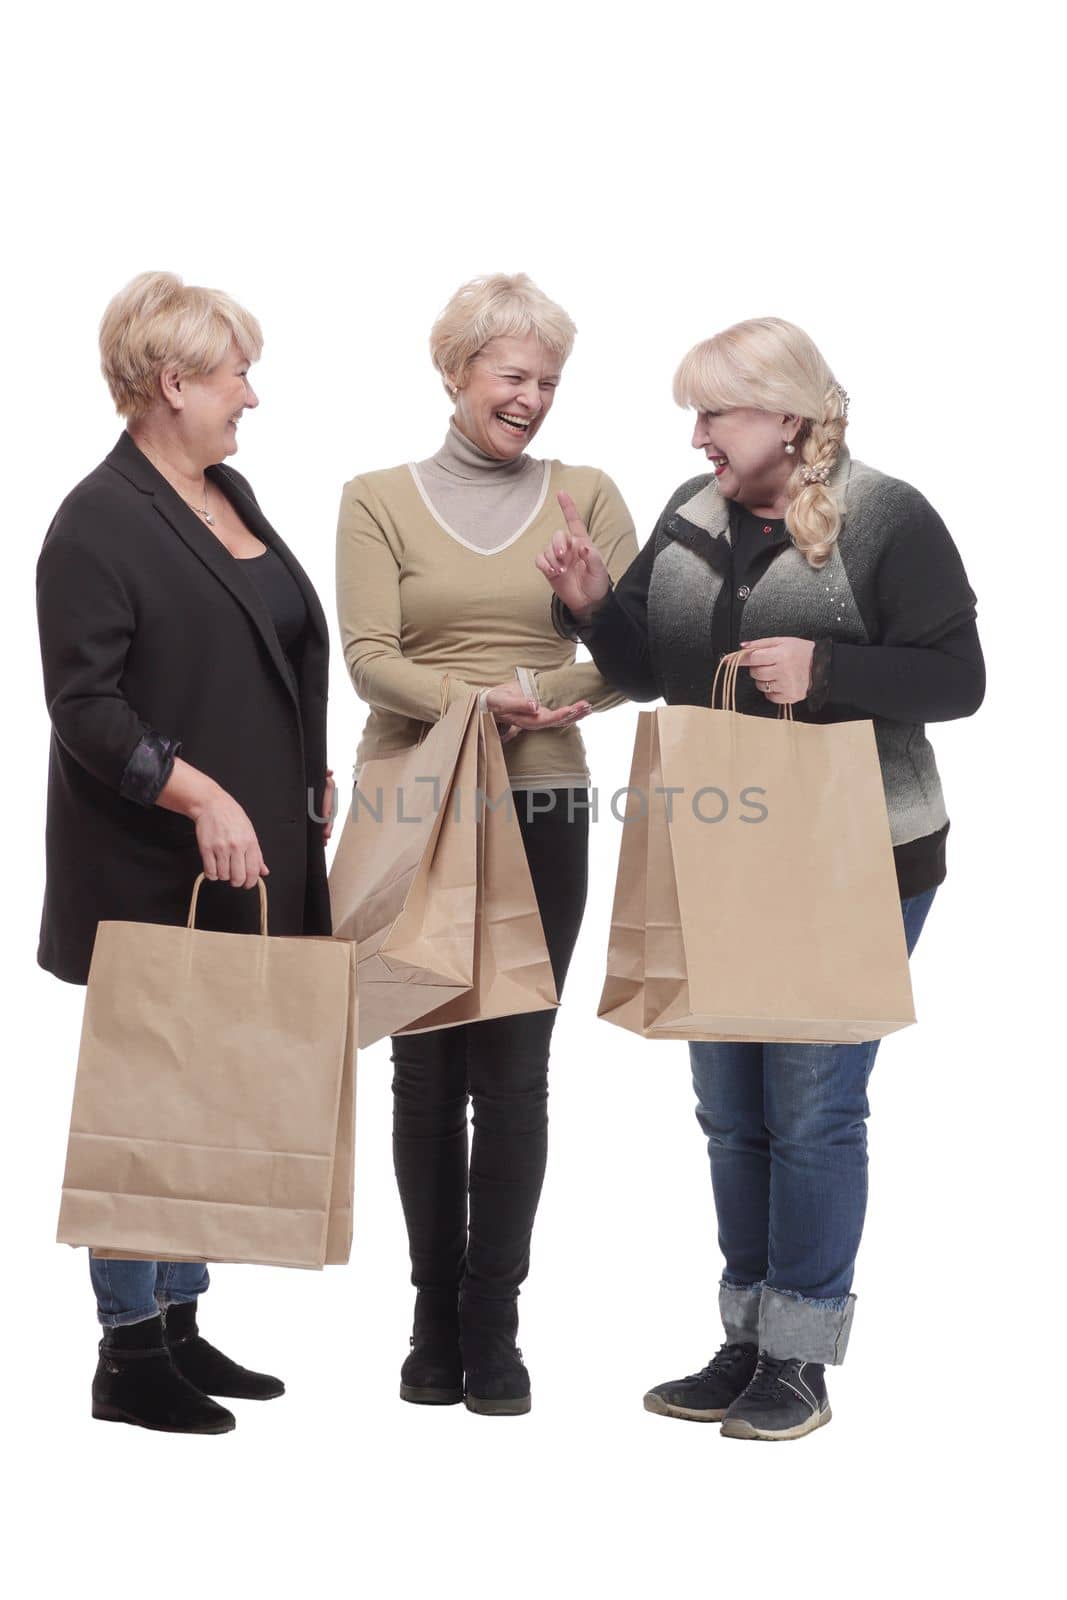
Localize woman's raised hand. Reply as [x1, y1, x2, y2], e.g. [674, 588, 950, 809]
[535, 491, 612, 621]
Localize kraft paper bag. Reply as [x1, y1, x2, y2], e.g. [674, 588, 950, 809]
[59, 876, 358, 1270]
[329, 689, 557, 1045]
[329, 690, 480, 1045]
[598, 712, 656, 1036]
[599, 655, 915, 1044]
[398, 703, 558, 1034]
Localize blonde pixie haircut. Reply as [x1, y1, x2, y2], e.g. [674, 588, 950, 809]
[99, 270, 264, 421]
[429, 273, 577, 395]
[673, 317, 849, 568]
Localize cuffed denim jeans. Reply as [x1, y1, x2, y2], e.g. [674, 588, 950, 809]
[90, 1256, 210, 1328]
[689, 889, 936, 1365]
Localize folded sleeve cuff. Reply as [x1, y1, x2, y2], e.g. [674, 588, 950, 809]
[550, 590, 611, 643]
[806, 638, 834, 712]
[550, 594, 582, 641]
[119, 730, 182, 807]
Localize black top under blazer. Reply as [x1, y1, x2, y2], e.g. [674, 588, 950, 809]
[37, 432, 332, 983]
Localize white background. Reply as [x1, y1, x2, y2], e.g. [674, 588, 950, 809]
[3, 2, 1060, 1595]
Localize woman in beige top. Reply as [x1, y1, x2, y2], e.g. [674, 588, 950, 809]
[337, 273, 637, 1415]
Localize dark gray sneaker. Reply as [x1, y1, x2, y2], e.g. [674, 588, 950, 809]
[720, 1353, 831, 1440]
[643, 1342, 759, 1422]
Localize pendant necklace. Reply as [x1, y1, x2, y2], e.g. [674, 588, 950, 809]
[186, 483, 215, 526]
[139, 439, 216, 526]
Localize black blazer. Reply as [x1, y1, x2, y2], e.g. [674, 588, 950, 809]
[37, 431, 332, 983]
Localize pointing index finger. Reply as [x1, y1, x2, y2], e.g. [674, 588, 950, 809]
[556, 490, 588, 539]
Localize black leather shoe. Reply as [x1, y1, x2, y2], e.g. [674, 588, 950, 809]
[400, 1288, 464, 1406]
[643, 1341, 759, 1422]
[92, 1315, 236, 1434]
[720, 1353, 831, 1440]
[460, 1292, 531, 1416]
[164, 1301, 284, 1401]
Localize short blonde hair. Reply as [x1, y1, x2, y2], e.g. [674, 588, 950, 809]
[99, 270, 264, 420]
[429, 273, 577, 395]
[673, 317, 849, 567]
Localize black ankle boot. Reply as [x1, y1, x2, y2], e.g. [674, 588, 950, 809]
[92, 1315, 236, 1434]
[163, 1301, 284, 1401]
[460, 1292, 531, 1416]
[400, 1287, 464, 1405]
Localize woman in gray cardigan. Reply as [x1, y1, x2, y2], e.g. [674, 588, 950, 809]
[537, 316, 984, 1441]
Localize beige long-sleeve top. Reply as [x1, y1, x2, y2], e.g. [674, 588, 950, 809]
[336, 446, 638, 788]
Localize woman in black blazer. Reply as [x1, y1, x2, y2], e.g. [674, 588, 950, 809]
[37, 271, 334, 1436]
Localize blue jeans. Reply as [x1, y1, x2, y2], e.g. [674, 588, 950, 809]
[90, 1256, 210, 1329]
[688, 889, 936, 1365]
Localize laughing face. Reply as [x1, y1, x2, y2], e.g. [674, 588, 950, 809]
[180, 343, 259, 465]
[692, 406, 801, 514]
[451, 332, 562, 460]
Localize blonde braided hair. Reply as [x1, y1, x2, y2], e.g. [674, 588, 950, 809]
[673, 317, 850, 568]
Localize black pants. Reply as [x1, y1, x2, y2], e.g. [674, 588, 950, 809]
[390, 790, 589, 1305]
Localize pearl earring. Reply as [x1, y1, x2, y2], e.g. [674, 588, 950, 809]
[784, 443, 796, 455]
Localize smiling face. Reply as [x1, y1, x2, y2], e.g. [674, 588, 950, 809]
[692, 406, 802, 514]
[451, 332, 562, 460]
[178, 344, 259, 466]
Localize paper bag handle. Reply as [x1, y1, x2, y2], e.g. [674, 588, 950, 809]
[711, 650, 793, 722]
[187, 873, 269, 935]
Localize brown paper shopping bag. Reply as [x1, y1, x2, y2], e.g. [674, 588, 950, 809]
[599, 654, 915, 1044]
[398, 702, 558, 1034]
[329, 690, 557, 1044]
[329, 690, 482, 1044]
[58, 876, 358, 1269]
[597, 712, 656, 1036]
